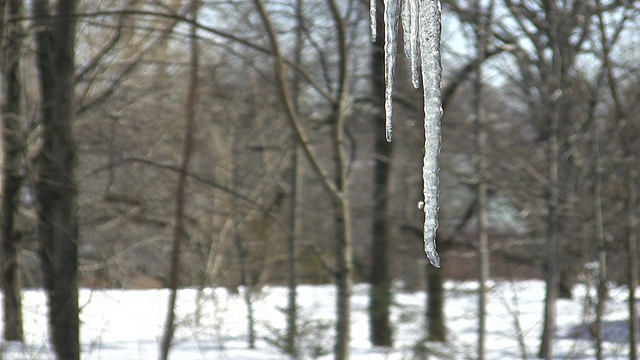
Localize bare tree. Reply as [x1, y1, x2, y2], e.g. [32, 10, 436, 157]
[593, 2, 640, 357]
[252, 0, 357, 358]
[158, 0, 199, 358]
[485, 2, 594, 356]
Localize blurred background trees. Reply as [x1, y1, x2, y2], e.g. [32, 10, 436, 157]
[0, 0, 639, 359]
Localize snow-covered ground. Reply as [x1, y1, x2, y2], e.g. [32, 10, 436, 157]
[0, 280, 637, 359]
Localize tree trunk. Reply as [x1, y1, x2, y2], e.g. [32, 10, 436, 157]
[473, 1, 492, 358]
[285, 149, 299, 356]
[235, 231, 256, 349]
[285, 143, 301, 356]
[333, 23, 352, 360]
[539, 4, 566, 358]
[33, 0, 80, 358]
[331, 34, 353, 358]
[474, 52, 490, 360]
[158, 1, 198, 358]
[369, 0, 393, 347]
[426, 248, 445, 342]
[1, 0, 24, 343]
[422, 199, 474, 342]
[329, 4, 352, 357]
[538, 93, 560, 360]
[333, 195, 352, 360]
[624, 143, 638, 360]
[285, 0, 305, 352]
[593, 2, 637, 356]
[593, 96, 606, 360]
[475, 68, 490, 358]
[620, 101, 637, 360]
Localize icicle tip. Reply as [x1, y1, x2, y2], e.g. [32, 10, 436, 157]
[426, 249, 441, 268]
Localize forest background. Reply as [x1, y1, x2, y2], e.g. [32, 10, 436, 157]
[0, 0, 639, 359]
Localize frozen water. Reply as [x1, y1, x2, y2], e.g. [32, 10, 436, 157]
[419, 0, 443, 268]
[401, 0, 421, 88]
[370, 0, 377, 42]
[372, 0, 443, 266]
[369, 0, 442, 267]
[383, 0, 400, 142]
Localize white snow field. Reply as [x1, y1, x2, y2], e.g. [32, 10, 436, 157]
[0, 281, 637, 359]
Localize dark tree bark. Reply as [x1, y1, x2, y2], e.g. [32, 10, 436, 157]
[285, 145, 300, 356]
[33, 0, 80, 358]
[327, 2, 352, 357]
[368, 0, 393, 348]
[1, 0, 25, 343]
[426, 246, 445, 342]
[235, 232, 256, 349]
[158, 0, 199, 358]
[538, 67, 560, 360]
[231, 130, 257, 349]
[623, 137, 638, 360]
[423, 199, 474, 342]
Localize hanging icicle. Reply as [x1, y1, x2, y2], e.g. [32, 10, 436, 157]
[370, 0, 377, 42]
[383, 0, 400, 142]
[401, 0, 421, 88]
[419, 0, 442, 268]
[370, 0, 443, 267]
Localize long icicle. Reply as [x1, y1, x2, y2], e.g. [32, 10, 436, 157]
[409, 0, 420, 88]
[419, 0, 442, 268]
[383, 0, 399, 142]
[376, 0, 443, 266]
[370, 0, 377, 42]
[401, 0, 421, 88]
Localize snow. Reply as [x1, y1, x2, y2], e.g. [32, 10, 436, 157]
[0, 281, 637, 359]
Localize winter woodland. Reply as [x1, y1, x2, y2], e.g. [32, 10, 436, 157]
[0, 0, 639, 359]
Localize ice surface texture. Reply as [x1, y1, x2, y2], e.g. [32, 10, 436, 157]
[372, 0, 442, 267]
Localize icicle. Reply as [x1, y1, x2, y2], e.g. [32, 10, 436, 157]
[401, 0, 411, 57]
[383, 0, 400, 142]
[419, 0, 443, 268]
[370, 0, 377, 42]
[401, 0, 420, 88]
[371, 0, 442, 267]
[409, 0, 420, 88]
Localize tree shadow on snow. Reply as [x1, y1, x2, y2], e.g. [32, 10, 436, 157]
[564, 319, 640, 345]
